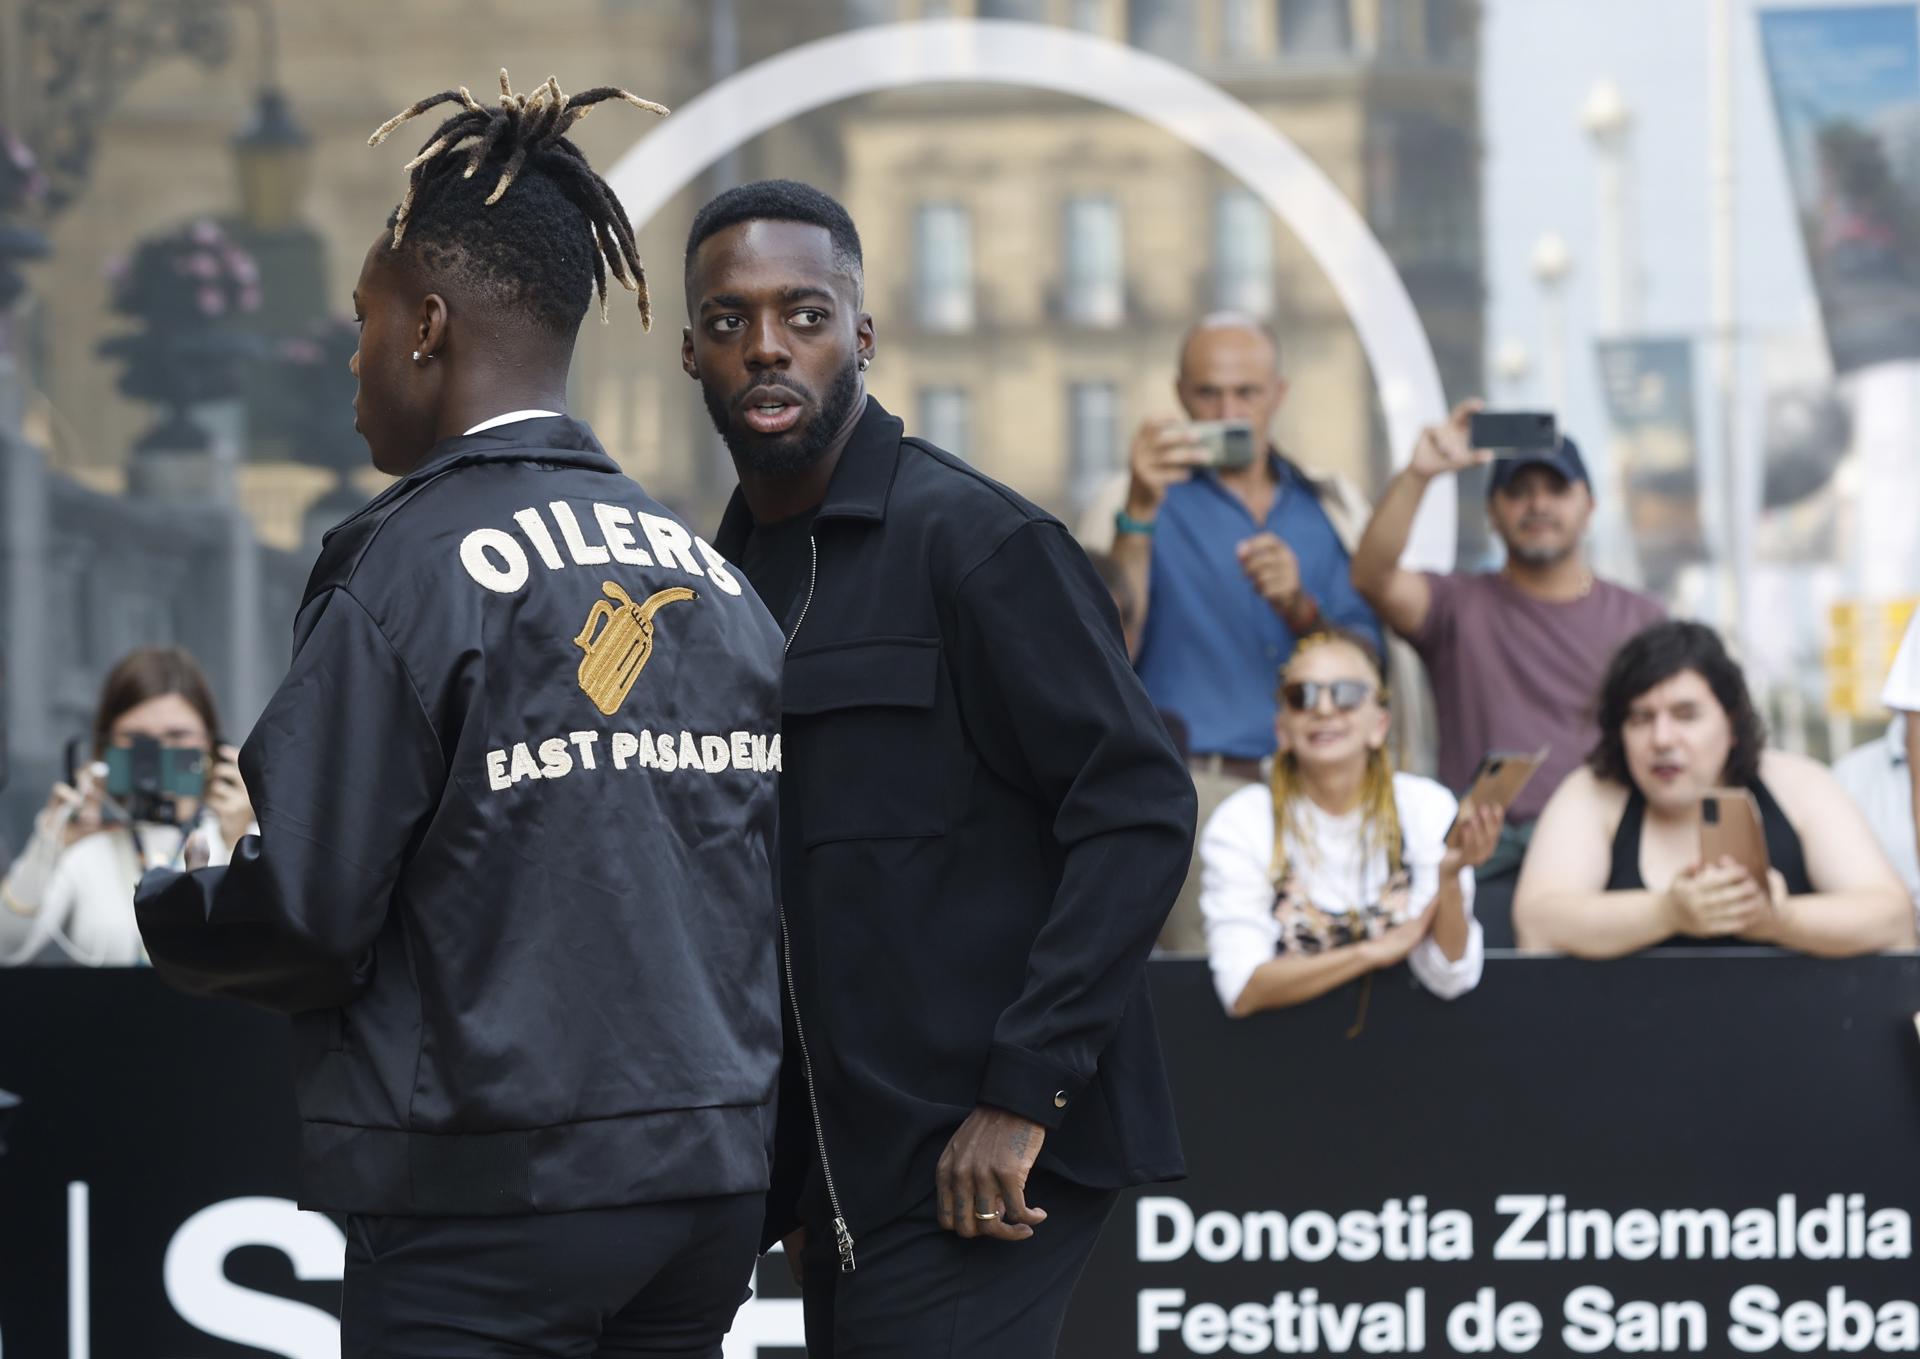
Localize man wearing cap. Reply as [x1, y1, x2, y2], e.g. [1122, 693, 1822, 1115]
[1350, 401, 1664, 931]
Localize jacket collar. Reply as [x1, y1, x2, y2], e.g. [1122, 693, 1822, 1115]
[714, 396, 904, 557]
[323, 415, 620, 546]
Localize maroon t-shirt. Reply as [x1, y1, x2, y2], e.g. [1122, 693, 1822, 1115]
[1412, 572, 1665, 822]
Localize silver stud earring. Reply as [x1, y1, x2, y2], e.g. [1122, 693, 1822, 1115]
[858, 356, 870, 371]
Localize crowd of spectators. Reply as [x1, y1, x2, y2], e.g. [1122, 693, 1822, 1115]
[1104, 313, 1920, 1016]
[8, 313, 1920, 996]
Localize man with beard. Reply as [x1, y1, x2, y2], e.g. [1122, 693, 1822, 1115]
[1350, 400, 1664, 928]
[686, 180, 1194, 1357]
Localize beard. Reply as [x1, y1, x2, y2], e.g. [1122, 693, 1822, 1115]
[1506, 537, 1576, 568]
[703, 355, 862, 478]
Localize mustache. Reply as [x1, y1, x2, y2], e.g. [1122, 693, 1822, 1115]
[731, 374, 814, 411]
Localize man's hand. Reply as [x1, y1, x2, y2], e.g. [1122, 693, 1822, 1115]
[781, 1228, 807, 1287]
[935, 1106, 1048, 1242]
[204, 744, 255, 853]
[1236, 533, 1303, 616]
[1407, 398, 1492, 481]
[1125, 418, 1206, 522]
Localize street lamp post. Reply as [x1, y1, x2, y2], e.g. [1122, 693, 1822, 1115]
[1531, 231, 1573, 418]
[1582, 78, 1641, 337]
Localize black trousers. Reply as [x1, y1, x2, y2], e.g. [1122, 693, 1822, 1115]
[340, 1192, 762, 1359]
[799, 1172, 1117, 1358]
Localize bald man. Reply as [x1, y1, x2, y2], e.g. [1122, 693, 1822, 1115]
[1109, 314, 1382, 954]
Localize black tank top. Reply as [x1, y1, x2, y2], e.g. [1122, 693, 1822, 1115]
[1606, 780, 1814, 906]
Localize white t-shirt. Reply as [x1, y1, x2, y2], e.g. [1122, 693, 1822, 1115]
[1834, 715, 1920, 908]
[1198, 771, 1484, 1014]
[1885, 610, 1920, 713]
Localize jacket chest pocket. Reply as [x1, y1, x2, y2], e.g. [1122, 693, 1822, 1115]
[783, 637, 948, 847]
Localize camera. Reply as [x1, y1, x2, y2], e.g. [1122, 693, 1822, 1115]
[68, 734, 207, 825]
[1186, 419, 1258, 470]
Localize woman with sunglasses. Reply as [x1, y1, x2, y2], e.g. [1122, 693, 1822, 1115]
[1198, 629, 1503, 1017]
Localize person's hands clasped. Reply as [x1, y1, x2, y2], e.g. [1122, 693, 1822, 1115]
[1408, 399, 1492, 481]
[204, 744, 255, 852]
[1124, 418, 1207, 523]
[1666, 858, 1770, 939]
[1442, 802, 1505, 876]
[1236, 533, 1303, 617]
[935, 1106, 1049, 1242]
[1364, 896, 1440, 970]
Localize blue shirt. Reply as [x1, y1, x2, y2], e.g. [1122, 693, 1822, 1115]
[1136, 456, 1382, 759]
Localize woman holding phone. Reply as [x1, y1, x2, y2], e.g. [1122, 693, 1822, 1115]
[1514, 620, 1914, 957]
[0, 647, 253, 966]
[1198, 628, 1502, 1017]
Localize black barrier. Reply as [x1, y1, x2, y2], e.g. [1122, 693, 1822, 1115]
[1, 956, 1918, 1357]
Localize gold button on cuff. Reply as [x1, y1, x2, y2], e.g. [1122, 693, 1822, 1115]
[1053, 1091, 1068, 1109]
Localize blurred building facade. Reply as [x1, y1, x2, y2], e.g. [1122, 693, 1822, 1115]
[0, 0, 1482, 832]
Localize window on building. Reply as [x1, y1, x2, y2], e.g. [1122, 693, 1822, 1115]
[1063, 196, 1125, 327]
[918, 387, 973, 458]
[1212, 189, 1274, 314]
[1279, 0, 1350, 55]
[1367, 113, 1476, 270]
[1067, 381, 1121, 508]
[1426, 0, 1460, 59]
[1221, 0, 1269, 55]
[914, 203, 975, 332]
[1067, 0, 1112, 34]
[1377, 0, 1413, 51]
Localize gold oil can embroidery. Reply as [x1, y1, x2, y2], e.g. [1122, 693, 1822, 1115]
[573, 581, 697, 716]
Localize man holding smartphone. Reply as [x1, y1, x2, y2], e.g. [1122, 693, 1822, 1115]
[1350, 400, 1664, 934]
[1107, 312, 1382, 954]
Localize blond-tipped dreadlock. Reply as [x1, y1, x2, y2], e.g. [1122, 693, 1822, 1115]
[1268, 629, 1403, 887]
[368, 69, 668, 329]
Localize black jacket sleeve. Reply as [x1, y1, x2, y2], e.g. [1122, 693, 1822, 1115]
[949, 520, 1197, 1128]
[135, 588, 445, 1012]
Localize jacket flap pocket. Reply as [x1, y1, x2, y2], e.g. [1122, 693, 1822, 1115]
[784, 638, 940, 716]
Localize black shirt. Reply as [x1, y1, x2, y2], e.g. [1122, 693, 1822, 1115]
[739, 508, 816, 628]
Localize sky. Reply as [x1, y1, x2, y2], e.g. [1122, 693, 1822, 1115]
[1480, 0, 1826, 528]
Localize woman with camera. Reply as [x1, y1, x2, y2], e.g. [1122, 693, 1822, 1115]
[1513, 621, 1915, 957]
[0, 647, 254, 966]
[1198, 628, 1503, 1017]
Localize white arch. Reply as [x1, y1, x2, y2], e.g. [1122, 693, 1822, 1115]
[604, 18, 1454, 566]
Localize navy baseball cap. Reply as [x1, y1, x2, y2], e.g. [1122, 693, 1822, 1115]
[1488, 436, 1589, 496]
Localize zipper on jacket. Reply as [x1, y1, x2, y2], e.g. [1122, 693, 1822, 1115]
[778, 536, 856, 1271]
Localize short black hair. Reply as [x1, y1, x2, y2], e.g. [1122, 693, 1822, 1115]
[684, 179, 864, 303]
[1588, 620, 1767, 788]
[369, 73, 667, 337]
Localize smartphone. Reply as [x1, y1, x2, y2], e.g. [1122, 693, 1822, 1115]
[1186, 419, 1258, 470]
[1469, 410, 1557, 452]
[1446, 747, 1548, 848]
[1700, 787, 1770, 887]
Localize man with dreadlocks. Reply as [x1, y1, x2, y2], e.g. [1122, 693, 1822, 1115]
[136, 72, 786, 1356]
